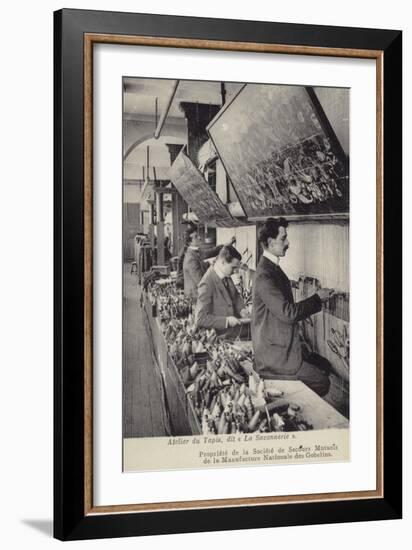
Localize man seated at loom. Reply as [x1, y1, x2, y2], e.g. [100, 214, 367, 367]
[252, 217, 335, 397]
[195, 245, 250, 340]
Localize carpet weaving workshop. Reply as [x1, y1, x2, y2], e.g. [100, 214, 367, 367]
[122, 78, 350, 443]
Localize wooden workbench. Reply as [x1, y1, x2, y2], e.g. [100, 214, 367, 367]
[143, 290, 348, 436]
[265, 380, 349, 430]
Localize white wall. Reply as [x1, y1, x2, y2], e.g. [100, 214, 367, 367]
[0, 1, 408, 549]
[219, 222, 349, 291]
[217, 225, 258, 269]
[282, 222, 349, 292]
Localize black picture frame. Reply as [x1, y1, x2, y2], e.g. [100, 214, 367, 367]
[54, 8, 402, 541]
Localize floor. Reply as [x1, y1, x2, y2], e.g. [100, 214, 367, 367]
[122, 262, 170, 438]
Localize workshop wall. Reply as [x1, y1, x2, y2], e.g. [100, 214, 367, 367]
[281, 222, 349, 292]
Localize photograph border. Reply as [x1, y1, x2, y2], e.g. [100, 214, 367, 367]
[54, 8, 402, 540]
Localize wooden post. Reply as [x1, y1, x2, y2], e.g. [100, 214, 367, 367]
[179, 102, 220, 163]
[167, 143, 186, 256]
[148, 202, 156, 253]
[156, 191, 165, 265]
[157, 221, 165, 266]
[156, 190, 164, 223]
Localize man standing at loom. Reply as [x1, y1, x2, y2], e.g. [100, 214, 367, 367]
[252, 217, 334, 397]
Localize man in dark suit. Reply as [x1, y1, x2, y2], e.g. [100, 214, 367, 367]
[195, 245, 249, 339]
[252, 218, 334, 396]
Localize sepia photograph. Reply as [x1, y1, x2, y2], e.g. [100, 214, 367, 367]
[52, 7, 402, 540]
[122, 77, 350, 471]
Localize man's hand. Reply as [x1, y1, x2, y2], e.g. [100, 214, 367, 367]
[317, 288, 335, 302]
[227, 316, 241, 327]
[240, 307, 251, 318]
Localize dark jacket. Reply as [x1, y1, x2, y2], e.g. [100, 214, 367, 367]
[175, 245, 187, 289]
[251, 256, 322, 379]
[182, 245, 223, 299]
[195, 267, 245, 337]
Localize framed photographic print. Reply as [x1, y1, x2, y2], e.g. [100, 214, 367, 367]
[54, 8, 402, 540]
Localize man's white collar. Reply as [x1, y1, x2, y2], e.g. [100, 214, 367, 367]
[263, 250, 280, 265]
[213, 263, 226, 280]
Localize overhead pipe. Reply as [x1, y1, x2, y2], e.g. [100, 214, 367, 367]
[146, 146, 150, 183]
[154, 80, 179, 139]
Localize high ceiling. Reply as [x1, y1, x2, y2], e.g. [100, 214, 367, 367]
[123, 78, 243, 119]
[123, 78, 349, 183]
[124, 136, 183, 181]
[123, 78, 244, 181]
